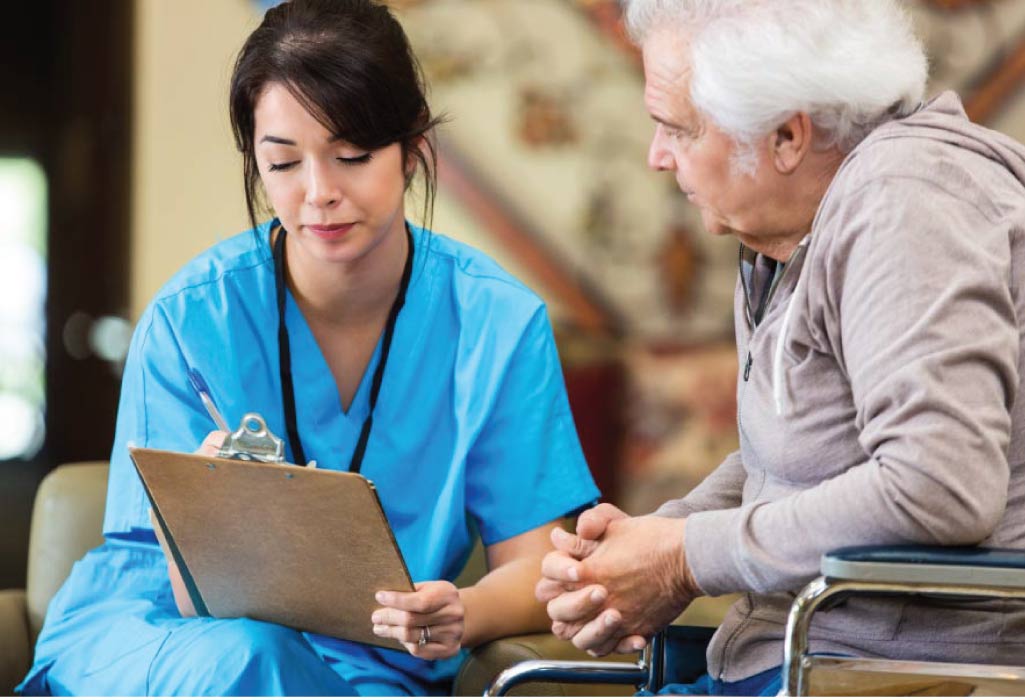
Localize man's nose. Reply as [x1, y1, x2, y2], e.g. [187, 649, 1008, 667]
[647, 128, 675, 172]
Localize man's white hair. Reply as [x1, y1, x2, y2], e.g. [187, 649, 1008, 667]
[623, 0, 928, 154]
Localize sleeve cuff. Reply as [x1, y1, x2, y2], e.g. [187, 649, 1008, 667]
[655, 498, 696, 519]
[684, 507, 747, 596]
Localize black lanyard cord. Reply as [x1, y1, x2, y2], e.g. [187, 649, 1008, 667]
[272, 224, 414, 473]
[273, 228, 305, 466]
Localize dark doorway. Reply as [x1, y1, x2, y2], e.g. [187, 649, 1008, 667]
[0, 2, 133, 589]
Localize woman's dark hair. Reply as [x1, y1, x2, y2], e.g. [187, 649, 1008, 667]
[229, 0, 442, 232]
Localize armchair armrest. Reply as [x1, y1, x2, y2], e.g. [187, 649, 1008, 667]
[0, 589, 30, 694]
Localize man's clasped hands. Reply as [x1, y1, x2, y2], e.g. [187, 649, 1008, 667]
[535, 503, 704, 656]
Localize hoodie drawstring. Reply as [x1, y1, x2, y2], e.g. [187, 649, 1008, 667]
[772, 236, 811, 416]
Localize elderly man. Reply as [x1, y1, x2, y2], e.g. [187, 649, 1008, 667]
[538, 0, 1025, 695]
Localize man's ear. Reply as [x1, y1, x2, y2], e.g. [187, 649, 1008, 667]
[772, 112, 813, 174]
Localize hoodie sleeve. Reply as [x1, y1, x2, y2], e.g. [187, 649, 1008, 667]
[684, 174, 1019, 596]
[655, 450, 745, 519]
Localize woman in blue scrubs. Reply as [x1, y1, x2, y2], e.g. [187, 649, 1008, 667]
[20, 0, 598, 695]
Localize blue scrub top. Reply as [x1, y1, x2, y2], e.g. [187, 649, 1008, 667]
[24, 222, 599, 696]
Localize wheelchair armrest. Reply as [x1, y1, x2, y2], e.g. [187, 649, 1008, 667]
[822, 545, 1025, 588]
[455, 633, 639, 696]
[471, 626, 719, 696]
[785, 546, 1025, 695]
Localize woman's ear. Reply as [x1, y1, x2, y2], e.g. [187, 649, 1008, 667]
[404, 136, 426, 184]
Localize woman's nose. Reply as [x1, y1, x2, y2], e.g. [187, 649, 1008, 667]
[305, 161, 341, 208]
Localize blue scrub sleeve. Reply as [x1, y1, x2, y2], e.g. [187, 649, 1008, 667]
[103, 302, 217, 538]
[465, 307, 600, 545]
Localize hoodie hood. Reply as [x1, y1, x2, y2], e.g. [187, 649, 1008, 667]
[858, 90, 1025, 190]
[771, 91, 1025, 416]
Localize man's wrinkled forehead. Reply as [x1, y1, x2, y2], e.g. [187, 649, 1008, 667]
[642, 29, 699, 127]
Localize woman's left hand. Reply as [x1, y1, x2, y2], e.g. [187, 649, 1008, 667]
[372, 580, 465, 659]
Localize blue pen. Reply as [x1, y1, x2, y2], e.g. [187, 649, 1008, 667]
[187, 368, 231, 433]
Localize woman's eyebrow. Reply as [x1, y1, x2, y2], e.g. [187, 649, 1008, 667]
[260, 134, 353, 146]
[259, 135, 296, 145]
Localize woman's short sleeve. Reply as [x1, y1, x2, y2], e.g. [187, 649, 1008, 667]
[464, 308, 600, 545]
[103, 302, 214, 538]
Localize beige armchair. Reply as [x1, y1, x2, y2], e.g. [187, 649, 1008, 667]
[0, 462, 634, 696]
[0, 462, 108, 694]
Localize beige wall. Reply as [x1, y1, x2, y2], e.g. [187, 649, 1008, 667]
[128, 0, 533, 321]
[130, 0, 259, 319]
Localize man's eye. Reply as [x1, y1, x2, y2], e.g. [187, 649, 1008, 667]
[338, 153, 373, 165]
[663, 124, 697, 140]
[268, 161, 298, 172]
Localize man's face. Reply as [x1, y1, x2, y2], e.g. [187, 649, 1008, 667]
[642, 30, 777, 240]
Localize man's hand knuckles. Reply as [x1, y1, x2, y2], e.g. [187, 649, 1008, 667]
[535, 578, 563, 602]
[552, 621, 580, 641]
[604, 517, 627, 536]
[596, 503, 626, 519]
[541, 552, 576, 580]
[573, 537, 598, 559]
[547, 596, 581, 622]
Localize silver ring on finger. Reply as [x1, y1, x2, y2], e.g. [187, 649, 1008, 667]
[418, 625, 431, 648]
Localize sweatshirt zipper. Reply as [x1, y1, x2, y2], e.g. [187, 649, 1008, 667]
[739, 246, 795, 382]
[720, 242, 809, 679]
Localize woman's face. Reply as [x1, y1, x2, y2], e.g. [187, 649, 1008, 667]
[253, 82, 408, 264]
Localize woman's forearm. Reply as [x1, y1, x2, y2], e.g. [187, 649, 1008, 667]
[458, 555, 549, 648]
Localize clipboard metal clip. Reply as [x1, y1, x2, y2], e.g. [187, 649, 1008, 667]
[217, 412, 286, 463]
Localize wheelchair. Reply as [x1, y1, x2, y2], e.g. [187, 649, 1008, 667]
[484, 546, 1025, 696]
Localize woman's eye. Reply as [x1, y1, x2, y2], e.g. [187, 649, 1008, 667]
[338, 153, 373, 165]
[267, 161, 298, 172]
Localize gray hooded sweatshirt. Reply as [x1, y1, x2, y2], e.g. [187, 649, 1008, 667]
[657, 92, 1025, 681]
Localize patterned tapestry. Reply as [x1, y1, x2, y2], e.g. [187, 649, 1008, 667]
[391, 0, 1025, 512]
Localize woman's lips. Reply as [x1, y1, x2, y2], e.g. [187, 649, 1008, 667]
[305, 222, 355, 239]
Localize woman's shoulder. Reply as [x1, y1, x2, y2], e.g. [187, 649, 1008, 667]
[150, 224, 273, 311]
[419, 228, 545, 316]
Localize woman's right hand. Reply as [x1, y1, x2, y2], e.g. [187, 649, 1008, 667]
[196, 430, 227, 456]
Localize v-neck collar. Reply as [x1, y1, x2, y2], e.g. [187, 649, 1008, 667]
[284, 292, 381, 420]
[262, 221, 434, 468]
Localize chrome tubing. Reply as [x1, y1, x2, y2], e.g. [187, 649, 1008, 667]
[484, 658, 648, 696]
[783, 575, 1025, 696]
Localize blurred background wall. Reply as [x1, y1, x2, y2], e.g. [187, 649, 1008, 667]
[2, 0, 1024, 588]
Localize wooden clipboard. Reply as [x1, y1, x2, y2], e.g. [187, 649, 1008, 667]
[130, 447, 414, 650]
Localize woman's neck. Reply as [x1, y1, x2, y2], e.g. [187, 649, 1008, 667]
[281, 220, 409, 329]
